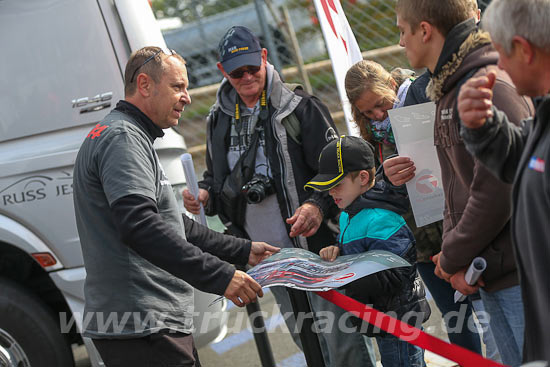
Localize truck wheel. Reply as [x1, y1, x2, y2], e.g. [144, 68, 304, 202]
[0, 278, 74, 367]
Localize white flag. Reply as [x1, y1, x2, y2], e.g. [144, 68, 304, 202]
[313, 0, 362, 136]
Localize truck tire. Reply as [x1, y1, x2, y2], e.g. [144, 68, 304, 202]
[0, 277, 74, 367]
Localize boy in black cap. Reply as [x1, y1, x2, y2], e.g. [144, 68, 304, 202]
[306, 135, 430, 367]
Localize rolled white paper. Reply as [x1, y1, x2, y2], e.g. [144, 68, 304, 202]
[454, 257, 487, 303]
[180, 153, 208, 226]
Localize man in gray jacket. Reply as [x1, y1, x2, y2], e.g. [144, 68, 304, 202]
[74, 46, 279, 366]
[458, 0, 550, 363]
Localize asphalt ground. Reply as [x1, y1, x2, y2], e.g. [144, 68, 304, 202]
[74, 287, 477, 366]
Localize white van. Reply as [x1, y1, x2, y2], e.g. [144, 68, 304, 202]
[0, 1, 227, 366]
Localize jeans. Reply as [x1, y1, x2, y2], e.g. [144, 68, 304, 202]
[479, 285, 524, 367]
[270, 286, 376, 367]
[376, 334, 425, 367]
[417, 262, 482, 353]
[470, 296, 502, 362]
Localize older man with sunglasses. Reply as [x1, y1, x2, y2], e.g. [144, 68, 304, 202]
[183, 26, 376, 367]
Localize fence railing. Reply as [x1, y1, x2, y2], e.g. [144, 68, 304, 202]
[153, 0, 492, 176]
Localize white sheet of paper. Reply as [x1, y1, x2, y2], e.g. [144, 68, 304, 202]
[388, 102, 444, 227]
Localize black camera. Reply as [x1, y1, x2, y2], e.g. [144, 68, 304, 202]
[241, 173, 275, 204]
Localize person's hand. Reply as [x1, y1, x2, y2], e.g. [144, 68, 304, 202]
[286, 203, 322, 238]
[432, 252, 452, 282]
[224, 270, 263, 307]
[248, 242, 280, 266]
[450, 267, 485, 295]
[457, 71, 496, 129]
[182, 188, 209, 215]
[383, 156, 416, 186]
[320, 246, 340, 262]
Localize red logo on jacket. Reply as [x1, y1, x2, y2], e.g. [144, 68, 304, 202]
[87, 124, 108, 139]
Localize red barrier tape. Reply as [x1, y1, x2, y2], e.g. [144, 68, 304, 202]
[316, 290, 507, 367]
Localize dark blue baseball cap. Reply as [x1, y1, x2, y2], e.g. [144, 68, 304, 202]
[218, 26, 262, 74]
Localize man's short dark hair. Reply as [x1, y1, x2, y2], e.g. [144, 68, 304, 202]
[124, 46, 185, 96]
[396, 0, 470, 36]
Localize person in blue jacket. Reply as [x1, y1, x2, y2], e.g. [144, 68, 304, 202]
[305, 135, 430, 367]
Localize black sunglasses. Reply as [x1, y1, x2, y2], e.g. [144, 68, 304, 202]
[228, 65, 261, 79]
[130, 49, 177, 83]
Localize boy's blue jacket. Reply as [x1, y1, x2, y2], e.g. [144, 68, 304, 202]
[338, 180, 431, 337]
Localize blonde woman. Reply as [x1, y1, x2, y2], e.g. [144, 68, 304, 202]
[345, 60, 414, 165]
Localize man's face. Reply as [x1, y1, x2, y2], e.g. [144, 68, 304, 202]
[220, 49, 268, 103]
[397, 14, 426, 69]
[150, 57, 191, 129]
[494, 42, 533, 96]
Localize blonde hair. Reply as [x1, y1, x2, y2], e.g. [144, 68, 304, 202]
[344, 60, 407, 143]
[468, 0, 479, 14]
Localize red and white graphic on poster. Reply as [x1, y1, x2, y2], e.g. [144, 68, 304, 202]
[313, 0, 362, 135]
[416, 174, 439, 194]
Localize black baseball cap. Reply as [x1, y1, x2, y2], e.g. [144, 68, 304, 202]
[305, 136, 375, 191]
[218, 26, 262, 74]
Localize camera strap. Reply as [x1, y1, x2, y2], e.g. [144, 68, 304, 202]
[218, 88, 268, 231]
[234, 89, 268, 147]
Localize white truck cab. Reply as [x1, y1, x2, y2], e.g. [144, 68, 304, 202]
[0, 1, 227, 366]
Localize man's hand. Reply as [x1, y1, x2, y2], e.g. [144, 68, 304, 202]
[320, 245, 340, 262]
[248, 242, 280, 266]
[457, 71, 497, 129]
[286, 203, 322, 238]
[432, 252, 452, 282]
[450, 268, 485, 295]
[224, 270, 263, 307]
[382, 156, 416, 186]
[182, 188, 209, 215]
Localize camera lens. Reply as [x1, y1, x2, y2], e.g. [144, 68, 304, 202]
[247, 186, 264, 204]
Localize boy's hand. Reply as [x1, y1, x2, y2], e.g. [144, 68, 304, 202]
[320, 246, 340, 262]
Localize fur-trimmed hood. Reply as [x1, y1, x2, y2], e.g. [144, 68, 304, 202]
[427, 20, 493, 101]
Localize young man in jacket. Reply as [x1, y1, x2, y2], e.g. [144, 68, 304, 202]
[383, 1, 534, 365]
[183, 26, 376, 367]
[457, 0, 550, 362]
[73, 46, 279, 366]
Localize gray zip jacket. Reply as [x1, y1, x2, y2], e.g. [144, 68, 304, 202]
[199, 64, 340, 254]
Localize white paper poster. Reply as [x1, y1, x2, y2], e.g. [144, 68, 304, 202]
[388, 102, 444, 227]
[209, 248, 411, 305]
